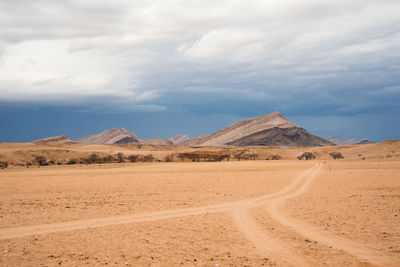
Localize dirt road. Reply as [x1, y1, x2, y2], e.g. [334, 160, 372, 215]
[2, 163, 396, 266]
[2, 161, 400, 266]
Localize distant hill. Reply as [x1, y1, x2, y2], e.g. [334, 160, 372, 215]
[74, 112, 335, 147]
[77, 128, 140, 144]
[326, 137, 375, 146]
[139, 138, 173, 145]
[184, 112, 334, 147]
[227, 127, 333, 147]
[32, 136, 77, 145]
[167, 134, 190, 145]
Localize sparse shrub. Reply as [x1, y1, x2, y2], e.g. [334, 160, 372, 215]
[88, 153, 100, 164]
[362, 157, 366, 160]
[128, 155, 139, 163]
[35, 156, 48, 166]
[214, 154, 230, 162]
[178, 154, 186, 162]
[177, 152, 230, 162]
[57, 161, 63, 165]
[248, 153, 259, 160]
[143, 154, 154, 162]
[0, 161, 8, 169]
[116, 152, 125, 163]
[234, 153, 252, 161]
[271, 154, 282, 160]
[164, 155, 173, 162]
[234, 153, 243, 161]
[329, 152, 344, 159]
[66, 159, 78, 165]
[103, 154, 116, 163]
[48, 160, 56, 165]
[242, 154, 250, 160]
[298, 152, 316, 160]
[387, 154, 393, 158]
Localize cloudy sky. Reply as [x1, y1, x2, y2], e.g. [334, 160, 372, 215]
[0, 0, 399, 142]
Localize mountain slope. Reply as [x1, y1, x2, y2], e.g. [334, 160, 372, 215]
[184, 112, 295, 146]
[139, 138, 173, 145]
[77, 128, 140, 144]
[326, 137, 375, 145]
[32, 136, 77, 145]
[227, 127, 333, 147]
[167, 134, 190, 145]
[185, 112, 333, 147]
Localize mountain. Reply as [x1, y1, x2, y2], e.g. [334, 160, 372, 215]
[183, 112, 332, 147]
[183, 135, 211, 146]
[185, 112, 296, 146]
[77, 128, 140, 144]
[227, 127, 333, 147]
[32, 136, 77, 145]
[74, 112, 333, 147]
[326, 137, 375, 145]
[167, 134, 190, 145]
[139, 138, 173, 145]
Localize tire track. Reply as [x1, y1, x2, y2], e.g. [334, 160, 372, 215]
[265, 165, 397, 266]
[232, 164, 319, 266]
[2, 163, 393, 266]
[0, 165, 315, 240]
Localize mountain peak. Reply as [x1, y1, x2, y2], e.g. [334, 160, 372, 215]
[194, 112, 296, 146]
[77, 128, 140, 144]
[168, 134, 190, 145]
[107, 128, 129, 134]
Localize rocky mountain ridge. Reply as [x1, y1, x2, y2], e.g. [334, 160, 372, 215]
[185, 112, 297, 146]
[77, 128, 140, 144]
[227, 127, 333, 147]
[33, 112, 352, 147]
[326, 137, 375, 146]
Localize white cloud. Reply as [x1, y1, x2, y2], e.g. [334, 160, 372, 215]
[0, 0, 399, 112]
[180, 29, 267, 63]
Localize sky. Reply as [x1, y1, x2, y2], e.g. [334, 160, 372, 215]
[0, 0, 399, 142]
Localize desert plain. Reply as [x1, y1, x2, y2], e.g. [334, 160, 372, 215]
[0, 141, 400, 266]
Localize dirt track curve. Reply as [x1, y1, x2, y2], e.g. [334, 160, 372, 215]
[0, 163, 396, 266]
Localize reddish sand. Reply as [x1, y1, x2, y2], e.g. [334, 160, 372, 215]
[0, 142, 400, 266]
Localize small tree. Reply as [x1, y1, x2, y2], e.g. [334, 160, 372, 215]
[116, 152, 125, 163]
[178, 154, 186, 162]
[103, 155, 115, 163]
[35, 156, 48, 166]
[0, 161, 8, 169]
[128, 155, 139, 163]
[143, 154, 154, 162]
[271, 154, 282, 160]
[88, 153, 100, 164]
[164, 155, 173, 162]
[234, 153, 242, 161]
[329, 152, 344, 159]
[248, 153, 259, 160]
[66, 159, 78, 165]
[298, 152, 316, 160]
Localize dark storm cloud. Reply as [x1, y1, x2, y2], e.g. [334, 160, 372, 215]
[0, 0, 399, 141]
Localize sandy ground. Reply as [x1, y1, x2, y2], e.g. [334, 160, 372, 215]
[1, 158, 400, 266]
